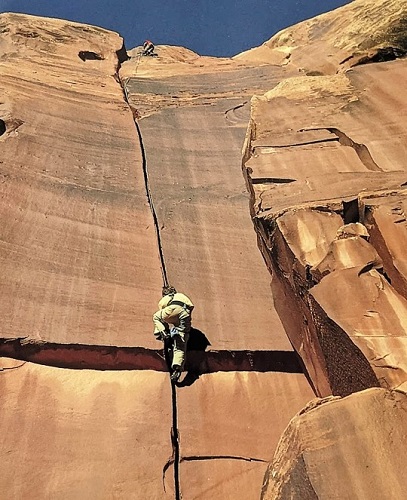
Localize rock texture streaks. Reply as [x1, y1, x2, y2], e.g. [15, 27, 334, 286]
[2, 1, 407, 498]
[0, 13, 162, 348]
[0, 11, 316, 500]
[120, 37, 315, 498]
[242, 1, 407, 497]
[243, 2, 407, 398]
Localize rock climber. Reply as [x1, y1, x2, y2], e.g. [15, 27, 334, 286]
[143, 39, 155, 56]
[153, 285, 194, 382]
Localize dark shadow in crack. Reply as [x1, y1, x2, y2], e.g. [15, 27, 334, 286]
[188, 327, 211, 351]
[78, 50, 104, 61]
[176, 371, 200, 387]
[0, 119, 6, 136]
[177, 327, 211, 387]
[0, 337, 304, 375]
[177, 328, 305, 387]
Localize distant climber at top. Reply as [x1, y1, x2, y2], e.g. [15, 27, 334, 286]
[153, 285, 194, 382]
[143, 39, 155, 56]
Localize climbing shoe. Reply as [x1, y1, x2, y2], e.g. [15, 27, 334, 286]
[170, 367, 182, 382]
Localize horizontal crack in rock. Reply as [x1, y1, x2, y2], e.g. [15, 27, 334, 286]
[163, 454, 268, 491]
[251, 177, 296, 185]
[0, 338, 304, 373]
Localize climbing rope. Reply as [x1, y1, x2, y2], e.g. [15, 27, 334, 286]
[133, 49, 143, 78]
[119, 43, 180, 497]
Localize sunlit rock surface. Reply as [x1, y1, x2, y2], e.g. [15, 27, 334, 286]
[120, 24, 315, 499]
[0, 358, 172, 499]
[1, 0, 407, 498]
[244, 0, 407, 398]
[0, 13, 162, 348]
[0, 11, 315, 500]
[236, 0, 407, 73]
[262, 388, 407, 500]
[239, 1, 407, 497]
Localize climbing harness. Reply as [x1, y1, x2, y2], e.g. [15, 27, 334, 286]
[169, 300, 194, 312]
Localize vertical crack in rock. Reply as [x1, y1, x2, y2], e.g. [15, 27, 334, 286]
[115, 42, 130, 65]
[120, 79, 168, 287]
[171, 382, 181, 500]
[133, 119, 169, 287]
[117, 64, 181, 497]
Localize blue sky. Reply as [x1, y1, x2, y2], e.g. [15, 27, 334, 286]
[0, 0, 351, 56]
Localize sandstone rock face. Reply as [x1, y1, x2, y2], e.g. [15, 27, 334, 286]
[237, 0, 407, 74]
[175, 372, 311, 499]
[0, 13, 163, 349]
[239, 1, 407, 497]
[243, 0, 407, 398]
[2, 1, 407, 498]
[262, 388, 407, 500]
[0, 358, 173, 499]
[0, 12, 315, 500]
[119, 35, 315, 498]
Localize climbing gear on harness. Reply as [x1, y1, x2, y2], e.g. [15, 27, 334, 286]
[169, 327, 179, 338]
[155, 330, 170, 341]
[170, 365, 182, 382]
[162, 285, 177, 297]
